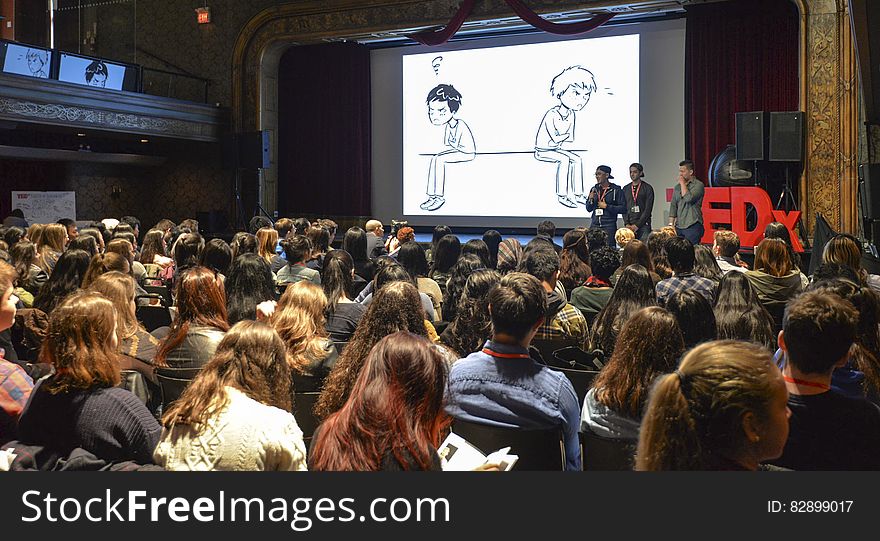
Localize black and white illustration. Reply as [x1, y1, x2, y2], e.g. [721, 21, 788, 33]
[402, 34, 639, 218]
[534, 66, 596, 208]
[58, 54, 126, 91]
[2, 44, 51, 79]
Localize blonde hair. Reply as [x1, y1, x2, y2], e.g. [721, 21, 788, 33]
[27, 223, 45, 250]
[87, 271, 140, 340]
[269, 281, 330, 373]
[636, 340, 778, 470]
[81, 252, 130, 288]
[822, 235, 866, 281]
[615, 227, 635, 248]
[255, 227, 279, 263]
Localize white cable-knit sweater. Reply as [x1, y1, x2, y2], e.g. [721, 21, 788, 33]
[153, 387, 307, 471]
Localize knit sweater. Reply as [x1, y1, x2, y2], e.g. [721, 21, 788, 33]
[153, 386, 308, 471]
[17, 378, 161, 464]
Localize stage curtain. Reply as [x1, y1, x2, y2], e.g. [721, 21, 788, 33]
[277, 42, 371, 217]
[685, 0, 799, 183]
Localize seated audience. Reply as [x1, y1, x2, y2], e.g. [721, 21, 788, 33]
[81, 252, 130, 288]
[225, 253, 276, 325]
[154, 321, 306, 471]
[612, 239, 660, 286]
[0, 260, 31, 444]
[428, 234, 461, 294]
[558, 229, 592, 298]
[306, 226, 331, 271]
[615, 227, 635, 251]
[67, 235, 99, 258]
[445, 273, 581, 470]
[461, 239, 492, 270]
[636, 340, 789, 470]
[665, 290, 717, 350]
[495, 238, 523, 275]
[714, 271, 775, 351]
[397, 241, 443, 321]
[139, 228, 173, 268]
[364, 219, 387, 260]
[646, 230, 673, 280]
[277, 235, 321, 286]
[745, 238, 805, 325]
[18, 291, 161, 464]
[426, 225, 452, 265]
[10, 241, 47, 303]
[439, 269, 501, 359]
[200, 238, 233, 277]
[571, 246, 620, 325]
[230, 231, 258, 260]
[764, 221, 805, 276]
[655, 236, 716, 305]
[582, 307, 684, 441]
[106, 238, 145, 283]
[522, 247, 588, 346]
[321, 250, 367, 343]
[482, 229, 502, 269]
[693, 245, 722, 286]
[772, 290, 880, 470]
[535, 220, 562, 253]
[310, 332, 448, 471]
[342, 226, 375, 281]
[585, 228, 609, 253]
[88, 272, 159, 365]
[361, 264, 436, 322]
[155, 267, 229, 369]
[36, 223, 67, 274]
[385, 226, 413, 258]
[270, 281, 338, 391]
[33, 249, 91, 315]
[442, 254, 485, 323]
[712, 230, 747, 274]
[822, 233, 880, 292]
[316, 281, 430, 420]
[588, 265, 657, 358]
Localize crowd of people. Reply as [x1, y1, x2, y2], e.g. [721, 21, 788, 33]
[0, 211, 878, 471]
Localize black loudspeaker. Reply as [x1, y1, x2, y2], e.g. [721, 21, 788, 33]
[860, 164, 880, 219]
[735, 111, 767, 161]
[239, 130, 271, 169]
[769, 111, 804, 161]
[849, 0, 879, 125]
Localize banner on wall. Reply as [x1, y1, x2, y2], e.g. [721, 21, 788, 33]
[11, 191, 76, 224]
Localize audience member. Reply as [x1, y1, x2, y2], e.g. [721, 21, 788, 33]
[570, 246, 620, 325]
[306, 226, 331, 271]
[310, 332, 449, 471]
[342, 226, 375, 281]
[36, 223, 67, 274]
[461, 239, 492, 270]
[482, 230, 502, 269]
[745, 238, 805, 325]
[439, 269, 501, 359]
[612, 239, 660, 286]
[427, 225, 452, 265]
[398, 242, 443, 321]
[0, 260, 31, 444]
[822, 234, 880, 292]
[321, 250, 367, 343]
[772, 291, 880, 470]
[585, 228, 608, 253]
[18, 291, 161, 464]
[445, 273, 581, 470]
[615, 227, 635, 250]
[665, 289, 717, 350]
[442, 254, 485, 323]
[714, 272, 775, 351]
[764, 221, 803, 274]
[140, 229, 172, 268]
[230, 232, 258, 260]
[536, 220, 562, 253]
[154, 321, 306, 471]
[87, 272, 160, 365]
[225, 253, 276, 325]
[496, 238, 523, 275]
[362, 264, 436, 322]
[364, 219, 387, 260]
[522, 247, 587, 346]
[655, 236, 716, 305]
[10, 241, 47, 302]
[558, 229, 592, 297]
[33, 249, 91, 315]
[81, 252, 130, 288]
[636, 340, 789, 470]
[646, 230, 673, 279]
[583, 307, 684, 442]
[712, 230, 747, 274]
[316, 281, 429, 420]
[277, 235, 321, 286]
[588, 265, 656, 358]
[200, 238, 233, 277]
[693, 244, 722, 285]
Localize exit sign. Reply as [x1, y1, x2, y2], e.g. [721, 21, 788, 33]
[195, 7, 211, 24]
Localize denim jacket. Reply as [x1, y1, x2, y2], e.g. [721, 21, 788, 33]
[445, 340, 582, 470]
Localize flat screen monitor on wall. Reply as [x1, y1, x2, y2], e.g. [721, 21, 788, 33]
[0, 41, 52, 79]
[57, 52, 138, 92]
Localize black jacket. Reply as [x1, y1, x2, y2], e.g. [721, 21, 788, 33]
[585, 183, 627, 229]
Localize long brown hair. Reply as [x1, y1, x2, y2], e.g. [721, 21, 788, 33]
[87, 271, 141, 341]
[315, 281, 428, 420]
[27, 223, 45, 250]
[39, 291, 120, 393]
[155, 266, 230, 367]
[139, 229, 166, 264]
[559, 228, 591, 294]
[636, 340, 778, 470]
[255, 227, 279, 263]
[593, 307, 683, 419]
[620, 239, 655, 274]
[81, 252, 130, 288]
[753, 238, 793, 277]
[309, 332, 450, 471]
[270, 281, 330, 373]
[161, 321, 292, 428]
[822, 235, 868, 283]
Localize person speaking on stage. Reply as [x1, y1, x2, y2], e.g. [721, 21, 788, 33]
[623, 162, 654, 242]
[668, 160, 705, 245]
[585, 165, 626, 247]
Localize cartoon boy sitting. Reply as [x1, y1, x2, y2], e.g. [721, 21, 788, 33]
[534, 66, 597, 208]
[420, 84, 476, 212]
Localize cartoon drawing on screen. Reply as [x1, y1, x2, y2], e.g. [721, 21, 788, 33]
[534, 66, 597, 208]
[85, 60, 109, 88]
[26, 49, 49, 78]
[420, 84, 476, 212]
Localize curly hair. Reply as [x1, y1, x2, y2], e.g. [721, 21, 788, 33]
[442, 254, 485, 322]
[440, 269, 501, 357]
[314, 281, 428, 420]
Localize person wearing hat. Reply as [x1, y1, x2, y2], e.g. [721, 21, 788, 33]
[623, 162, 655, 242]
[585, 165, 626, 247]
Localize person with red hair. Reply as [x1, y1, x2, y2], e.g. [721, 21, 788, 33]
[309, 332, 450, 471]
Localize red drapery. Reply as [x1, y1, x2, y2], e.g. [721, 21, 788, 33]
[410, 0, 613, 45]
[277, 43, 372, 217]
[685, 0, 799, 182]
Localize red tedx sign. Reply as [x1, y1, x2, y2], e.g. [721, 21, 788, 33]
[666, 187, 802, 252]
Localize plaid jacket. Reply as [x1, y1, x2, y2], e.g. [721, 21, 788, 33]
[1, 360, 33, 437]
[537, 303, 588, 345]
[655, 272, 717, 306]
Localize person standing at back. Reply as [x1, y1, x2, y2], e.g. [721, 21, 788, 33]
[668, 160, 705, 245]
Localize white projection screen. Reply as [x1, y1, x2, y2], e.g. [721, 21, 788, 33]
[372, 19, 686, 229]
